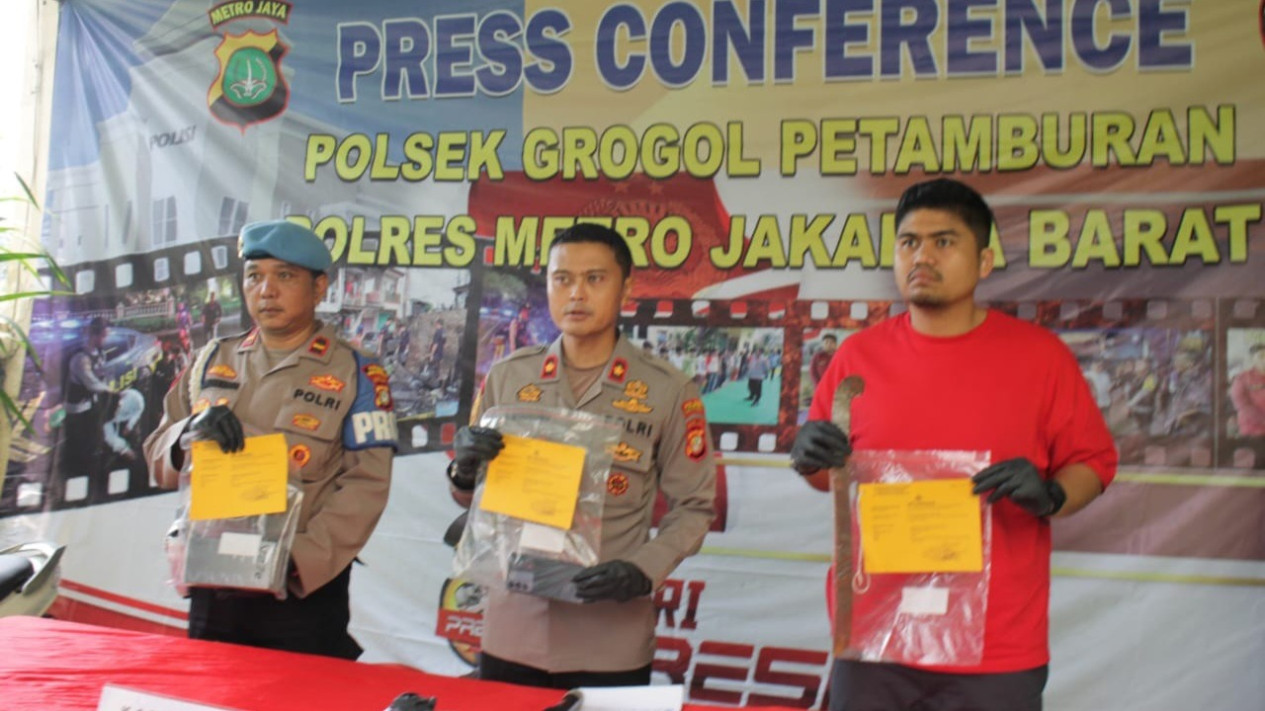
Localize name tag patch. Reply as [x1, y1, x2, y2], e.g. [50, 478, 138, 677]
[293, 388, 342, 410]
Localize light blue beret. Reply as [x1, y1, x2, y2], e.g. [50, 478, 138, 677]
[238, 220, 333, 272]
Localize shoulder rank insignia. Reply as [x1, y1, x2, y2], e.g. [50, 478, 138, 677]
[308, 336, 330, 356]
[608, 358, 628, 383]
[541, 354, 559, 379]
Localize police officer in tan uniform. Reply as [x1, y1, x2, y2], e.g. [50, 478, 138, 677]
[448, 223, 716, 689]
[144, 220, 396, 659]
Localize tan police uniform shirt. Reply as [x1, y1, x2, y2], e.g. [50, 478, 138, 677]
[467, 335, 717, 672]
[143, 322, 397, 598]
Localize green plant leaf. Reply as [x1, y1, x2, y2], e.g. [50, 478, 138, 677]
[0, 252, 52, 262]
[0, 289, 73, 303]
[0, 252, 68, 288]
[0, 312, 43, 370]
[0, 388, 33, 432]
[0, 173, 64, 429]
[14, 172, 39, 211]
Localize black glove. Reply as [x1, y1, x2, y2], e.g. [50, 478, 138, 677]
[542, 691, 583, 711]
[571, 560, 652, 602]
[384, 693, 436, 711]
[187, 404, 244, 453]
[441, 511, 468, 548]
[790, 420, 852, 475]
[971, 457, 1066, 517]
[449, 425, 504, 490]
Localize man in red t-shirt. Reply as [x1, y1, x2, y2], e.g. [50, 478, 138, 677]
[791, 178, 1117, 711]
[1230, 343, 1265, 436]
[810, 333, 837, 386]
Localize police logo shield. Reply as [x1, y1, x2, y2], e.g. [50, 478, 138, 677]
[208, 30, 290, 129]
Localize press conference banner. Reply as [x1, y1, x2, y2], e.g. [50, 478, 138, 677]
[4, 1, 1264, 708]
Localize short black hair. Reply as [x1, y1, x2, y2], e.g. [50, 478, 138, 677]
[551, 223, 633, 280]
[895, 178, 995, 254]
[821, 333, 838, 343]
[87, 316, 109, 336]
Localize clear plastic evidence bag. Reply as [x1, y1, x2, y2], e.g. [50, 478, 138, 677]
[832, 449, 993, 667]
[453, 405, 622, 603]
[165, 431, 303, 600]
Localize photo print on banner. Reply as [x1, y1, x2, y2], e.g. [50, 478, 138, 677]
[6, 238, 242, 514]
[1222, 298, 1265, 469]
[320, 252, 473, 455]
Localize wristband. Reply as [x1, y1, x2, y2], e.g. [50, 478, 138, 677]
[792, 460, 821, 477]
[446, 459, 475, 492]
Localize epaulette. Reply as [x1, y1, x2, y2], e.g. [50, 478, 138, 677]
[186, 341, 219, 406]
[338, 336, 372, 359]
[500, 344, 549, 363]
[628, 343, 683, 381]
[213, 328, 252, 345]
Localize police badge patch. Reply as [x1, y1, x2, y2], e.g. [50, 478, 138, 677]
[289, 444, 311, 468]
[607, 473, 630, 496]
[208, 30, 290, 129]
[685, 418, 708, 460]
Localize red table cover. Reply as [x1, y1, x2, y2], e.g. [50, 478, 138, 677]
[0, 616, 801, 710]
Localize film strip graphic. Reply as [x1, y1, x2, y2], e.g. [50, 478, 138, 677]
[56, 237, 242, 297]
[5, 240, 471, 516]
[617, 295, 1262, 471]
[9, 240, 1260, 518]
